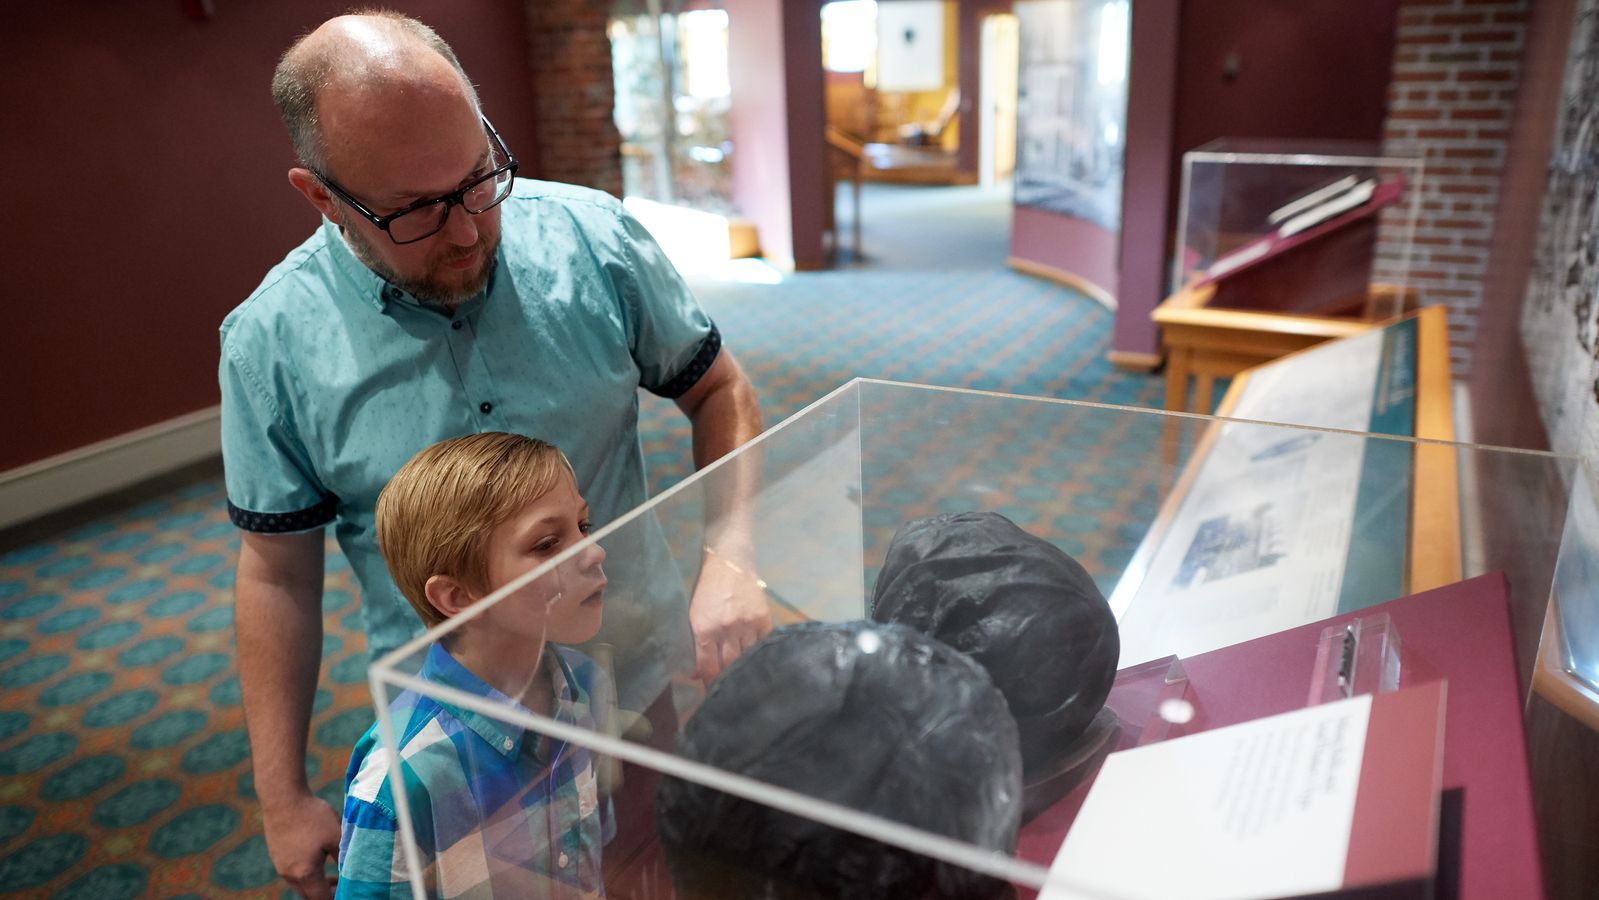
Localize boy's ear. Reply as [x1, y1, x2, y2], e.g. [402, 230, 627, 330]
[423, 574, 477, 619]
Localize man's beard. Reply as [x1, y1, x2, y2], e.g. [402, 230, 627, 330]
[339, 213, 497, 307]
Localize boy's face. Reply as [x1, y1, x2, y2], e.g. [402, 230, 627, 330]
[480, 470, 606, 645]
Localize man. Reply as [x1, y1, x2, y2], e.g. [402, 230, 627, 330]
[220, 13, 766, 898]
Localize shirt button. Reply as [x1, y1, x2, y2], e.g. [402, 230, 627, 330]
[480, 401, 494, 414]
[558, 852, 570, 869]
[502, 737, 513, 752]
[451, 320, 463, 330]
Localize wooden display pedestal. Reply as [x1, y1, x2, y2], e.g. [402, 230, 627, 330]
[1153, 281, 1413, 413]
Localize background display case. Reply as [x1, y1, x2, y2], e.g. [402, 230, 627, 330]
[370, 380, 1592, 899]
[1538, 474, 1599, 731]
[1171, 139, 1425, 320]
[1155, 140, 1429, 414]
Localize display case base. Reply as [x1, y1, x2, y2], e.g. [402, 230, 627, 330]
[1022, 707, 1121, 822]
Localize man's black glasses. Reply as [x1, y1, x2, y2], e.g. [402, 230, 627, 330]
[314, 117, 518, 245]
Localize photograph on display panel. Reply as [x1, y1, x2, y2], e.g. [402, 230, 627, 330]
[1110, 321, 1419, 666]
[1012, 0, 1129, 230]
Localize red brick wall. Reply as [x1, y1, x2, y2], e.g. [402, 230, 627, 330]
[526, 0, 624, 196]
[1379, 0, 1529, 372]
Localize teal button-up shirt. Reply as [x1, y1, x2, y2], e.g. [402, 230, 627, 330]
[220, 179, 711, 700]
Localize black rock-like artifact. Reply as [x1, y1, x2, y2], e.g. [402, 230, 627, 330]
[657, 620, 1022, 900]
[871, 511, 1121, 802]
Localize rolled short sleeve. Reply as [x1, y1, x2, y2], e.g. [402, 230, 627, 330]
[613, 206, 720, 399]
[219, 338, 336, 533]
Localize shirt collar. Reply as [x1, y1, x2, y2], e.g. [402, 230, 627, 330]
[421, 642, 583, 759]
[319, 217, 389, 313]
[317, 216, 495, 317]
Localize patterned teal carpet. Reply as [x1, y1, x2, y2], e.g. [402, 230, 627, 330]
[0, 183, 1161, 896]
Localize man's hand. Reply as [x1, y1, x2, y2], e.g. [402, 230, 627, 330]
[262, 789, 340, 899]
[689, 549, 773, 683]
[235, 529, 331, 897]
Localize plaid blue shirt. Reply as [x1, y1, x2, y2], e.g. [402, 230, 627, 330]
[338, 643, 615, 898]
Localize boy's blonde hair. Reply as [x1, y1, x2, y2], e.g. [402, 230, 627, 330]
[376, 432, 575, 628]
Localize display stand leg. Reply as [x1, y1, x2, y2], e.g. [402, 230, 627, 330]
[1163, 347, 1191, 412]
[1193, 373, 1215, 415]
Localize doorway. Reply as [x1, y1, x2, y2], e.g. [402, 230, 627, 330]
[609, 3, 733, 214]
[980, 13, 1020, 190]
[818, 1, 1021, 266]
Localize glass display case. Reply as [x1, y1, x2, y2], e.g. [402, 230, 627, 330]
[1538, 474, 1599, 731]
[368, 379, 1591, 899]
[1171, 139, 1425, 321]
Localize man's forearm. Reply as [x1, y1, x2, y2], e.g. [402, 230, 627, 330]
[678, 350, 763, 553]
[238, 583, 323, 799]
[235, 533, 327, 806]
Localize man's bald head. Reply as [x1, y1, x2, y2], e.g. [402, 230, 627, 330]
[271, 11, 481, 171]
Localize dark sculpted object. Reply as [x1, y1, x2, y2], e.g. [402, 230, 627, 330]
[657, 621, 1022, 900]
[871, 511, 1121, 813]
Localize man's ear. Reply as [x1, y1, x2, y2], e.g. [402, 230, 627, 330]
[287, 167, 340, 221]
[423, 574, 478, 620]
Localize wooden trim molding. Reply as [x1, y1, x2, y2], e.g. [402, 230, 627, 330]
[1107, 350, 1161, 372]
[0, 406, 221, 531]
[1006, 256, 1118, 310]
[1408, 306, 1463, 593]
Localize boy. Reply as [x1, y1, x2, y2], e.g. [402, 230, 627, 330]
[338, 432, 614, 898]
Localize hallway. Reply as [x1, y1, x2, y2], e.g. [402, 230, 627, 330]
[829, 181, 1016, 271]
[638, 180, 1160, 493]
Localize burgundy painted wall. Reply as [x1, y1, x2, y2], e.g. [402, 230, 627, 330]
[782, 0, 828, 270]
[1008, 0, 1144, 305]
[729, 1, 796, 266]
[1468, 0, 1575, 452]
[3, 2, 540, 472]
[729, 0, 827, 270]
[1110, 0, 1401, 360]
[1170, 1, 1399, 175]
[1010, 208, 1120, 299]
[1114, 0, 1182, 359]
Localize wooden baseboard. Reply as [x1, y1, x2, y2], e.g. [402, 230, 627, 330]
[0, 406, 222, 531]
[1006, 256, 1117, 310]
[727, 218, 759, 259]
[1107, 350, 1162, 372]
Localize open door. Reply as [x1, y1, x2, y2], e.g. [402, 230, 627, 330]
[980, 13, 1019, 189]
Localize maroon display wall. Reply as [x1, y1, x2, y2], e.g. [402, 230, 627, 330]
[729, 1, 796, 268]
[783, 3, 828, 271]
[1114, 0, 1181, 364]
[1111, 0, 1401, 362]
[728, 0, 827, 270]
[1010, 208, 1120, 301]
[3, 2, 541, 473]
[1169, 0, 1399, 181]
[1469, 0, 1574, 452]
